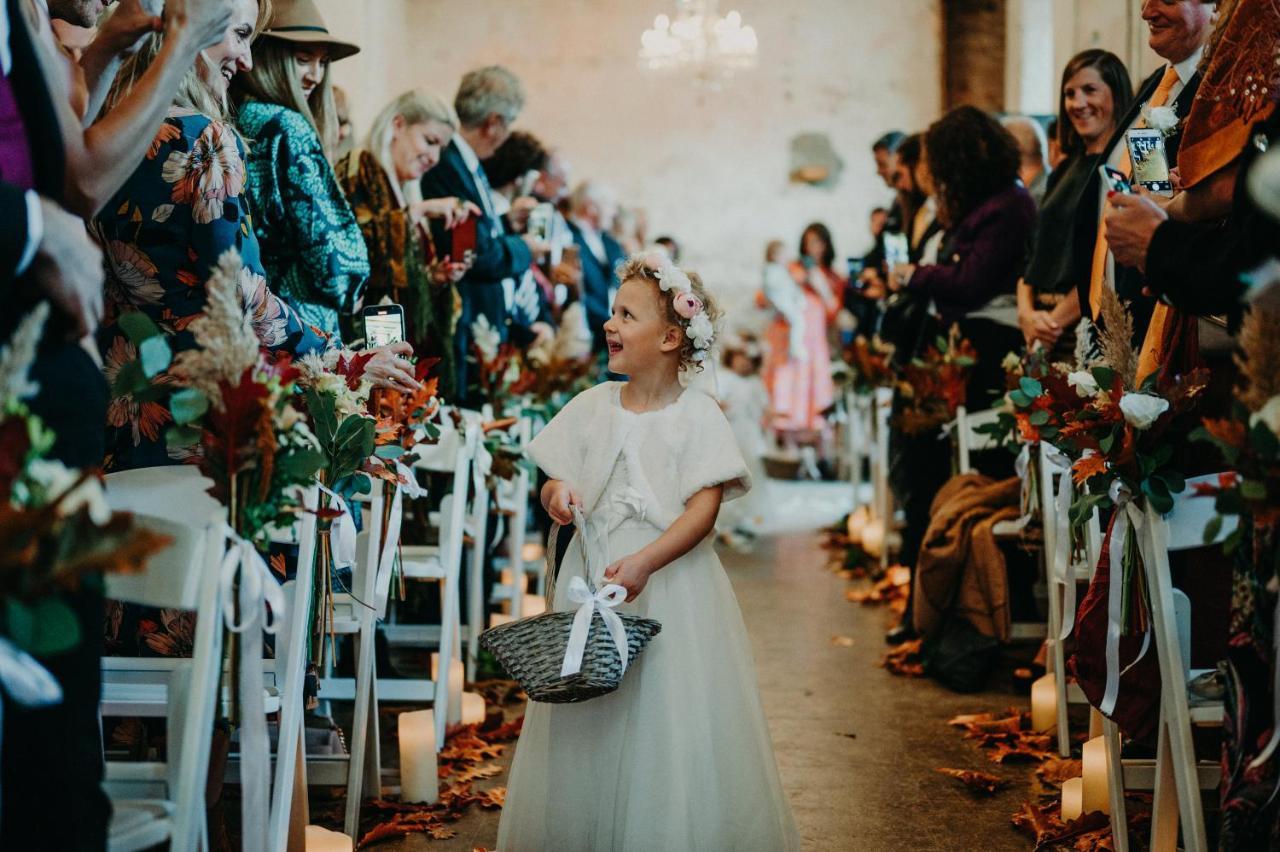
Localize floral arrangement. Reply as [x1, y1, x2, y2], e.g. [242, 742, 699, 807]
[839, 335, 897, 396]
[295, 347, 379, 488]
[112, 251, 324, 546]
[1194, 306, 1280, 549]
[891, 324, 976, 436]
[650, 253, 715, 361]
[0, 304, 168, 657]
[512, 304, 597, 422]
[469, 315, 524, 416]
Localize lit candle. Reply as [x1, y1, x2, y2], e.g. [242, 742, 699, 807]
[846, 507, 869, 543]
[460, 691, 486, 726]
[397, 710, 438, 803]
[521, 594, 547, 617]
[1081, 736, 1111, 814]
[1030, 674, 1057, 733]
[489, 612, 513, 628]
[522, 541, 545, 563]
[499, 568, 528, 594]
[861, 520, 885, 558]
[304, 825, 353, 851]
[1060, 777, 1083, 822]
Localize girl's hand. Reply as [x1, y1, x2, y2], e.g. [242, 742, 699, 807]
[542, 480, 582, 526]
[604, 552, 654, 603]
[363, 341, 420, 392]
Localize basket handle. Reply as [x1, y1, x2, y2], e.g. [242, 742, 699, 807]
[544, 522, 562, 609]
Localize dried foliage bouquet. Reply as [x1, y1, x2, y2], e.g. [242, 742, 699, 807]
[891, 324, 976, 436]
[1, 305, 168, 658]
[840, 335, 897, 396]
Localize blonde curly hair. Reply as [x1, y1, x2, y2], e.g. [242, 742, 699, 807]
[615, 252, 720, 372]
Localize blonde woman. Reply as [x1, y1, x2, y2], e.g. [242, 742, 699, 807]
[336, 89, 477, 398]
[233, 0, 369, 340]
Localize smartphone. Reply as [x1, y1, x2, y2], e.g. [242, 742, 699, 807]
[527, 202, 555, 243]
[846, 257, 865, 288]
[362, 303, 406, 347]
[1125, 129, 1173, 195]
[450, 215, 478, 261]
[518, 169, 541, 198]
[882, 232, 910, 269]
[1098, 164, 1134, 195]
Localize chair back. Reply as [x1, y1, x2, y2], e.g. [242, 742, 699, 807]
[952, 406, 1003, 475]
[1163, 472, 1238, 552]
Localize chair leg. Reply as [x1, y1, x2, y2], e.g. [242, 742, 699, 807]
[466, 494, 488, 680]
[1149, 718, 1179, 852]
[287, 735, 308, 852]
[1103, 717, 1128, 852]
[343, 617, 376, 837]
[364, 674, 382, 799]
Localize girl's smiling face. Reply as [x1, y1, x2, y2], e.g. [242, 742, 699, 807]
[602, 277, 682, 376]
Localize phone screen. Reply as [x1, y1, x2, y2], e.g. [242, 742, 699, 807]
[883, 232, 910, 268]
[528, 203, 555, 243]
[1125, 130, 1173, 194]
[1099, 164, 1133, 195]
[363, 309, 405, 347]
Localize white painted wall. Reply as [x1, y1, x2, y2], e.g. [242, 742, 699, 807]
[312, 0, 944, 313]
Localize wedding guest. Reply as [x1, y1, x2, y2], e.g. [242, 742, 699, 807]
[886, 106, 1036, 644]
[95, 0, 418, 474]
[482, 129, 548, 214]
[1001, 114, 1050, 205]
[1076, 0, 1213, 343]
[891, 133, 942, 262]
[762, 222, 843, 438]
[1017, 50, 1133, 357]
[420, 65, 547, 393]
[855, 130, 906, 329]
[0, 2, 116, 845]
[654, 234, 680, 263]
[566, 179, 626, 353]
[335, 88, 477, 399]
[234, 0, 369, 341]
[530, 146, 582, 311]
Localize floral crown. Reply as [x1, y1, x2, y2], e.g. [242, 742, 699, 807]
[640, 251, 715, 362]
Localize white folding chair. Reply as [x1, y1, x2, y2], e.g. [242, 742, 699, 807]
[950, 404, 1004, 476]
[492, 417, 535, 618]
[1037, 448, 1103, 757]
[101, 466, 227, 852]
[869, 386, 897, 568]
[848, 391, 874, 510]
[1101, 473, 1236, 852]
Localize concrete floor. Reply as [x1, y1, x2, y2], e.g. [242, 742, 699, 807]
[377, 528, 1039, 851]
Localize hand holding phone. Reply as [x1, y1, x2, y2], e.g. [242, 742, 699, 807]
[1125, 129, 1173, 195]
[1099, 164, 1134, 196]
[362, 303, 406, 347]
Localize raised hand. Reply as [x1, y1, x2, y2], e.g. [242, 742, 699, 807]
[31, 198, 105, 339]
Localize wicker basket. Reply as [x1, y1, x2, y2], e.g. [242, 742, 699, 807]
[479, 609, 661, 703]
[478, 515, 662, 703]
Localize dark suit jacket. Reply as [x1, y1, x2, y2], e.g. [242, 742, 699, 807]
[1, 0, 105, 470]
[565, 220, 625, 353]
[419, 140, 532, 390]
[1073, 65, 1203, 340]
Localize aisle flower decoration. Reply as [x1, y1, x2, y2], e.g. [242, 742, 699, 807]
[469, 315, 524, 416]
[891, 324, 976, 436]
[513, 304, 597, 421]
[1, 304, 169, 659]
[840, 335, 897, 396]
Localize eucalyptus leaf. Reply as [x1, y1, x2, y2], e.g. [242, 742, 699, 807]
[1203, 515, 1223, 546]
[4, 598, 81, 656]
[1019, 377, 1042, 398]
[1240, 479, 1267, 501]
[1092, 366, 1115, 389]
[139, 336, 172, 378]
[118, 311, 163, 344]
[1028, 409, 1050, 426]
[166, 424, 202, 450]
[170, 388, 209, 425]
[1009, 390, 1032, 408]
[111, 360, 148, 398]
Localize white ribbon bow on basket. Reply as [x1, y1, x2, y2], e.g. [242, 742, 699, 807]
[220, 525, 285, 852]
[558, 506, 631, 679]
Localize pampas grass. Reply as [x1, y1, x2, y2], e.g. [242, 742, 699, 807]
[1097, 288, 1137, 390]
[170, 249, 259, 408]
[1235, 306, 1280, 412]
[1072, 316, 1098, 370]
[0, 301, 48, 402]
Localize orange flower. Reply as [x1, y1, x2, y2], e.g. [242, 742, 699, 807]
[1015, 412, 1040, 443]
[1072, 454, 1107, 486]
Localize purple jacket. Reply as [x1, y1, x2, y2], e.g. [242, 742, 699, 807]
[907, 184, 1037, 322]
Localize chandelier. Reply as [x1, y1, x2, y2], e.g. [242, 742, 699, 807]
[638, 1, 758, 78]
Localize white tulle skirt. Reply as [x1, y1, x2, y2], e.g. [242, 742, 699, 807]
[496, 527, 799, 852]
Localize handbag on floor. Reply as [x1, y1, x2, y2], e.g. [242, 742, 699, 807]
[479, 507, 662, 703]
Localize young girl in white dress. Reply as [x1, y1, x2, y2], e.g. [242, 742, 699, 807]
[497, 253, 800, 851]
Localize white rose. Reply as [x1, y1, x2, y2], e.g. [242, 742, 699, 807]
[1249, 395, 1280, 435]
[1142, 104, 1179, 134]
[1067, 370, 1099, 397]
[656, 264, 691, 293]
[471, 315, 501, 362]
[686, 312, 714, 350]
[1001, 351, 1021, 373]
[1119, 392, 1170, 430]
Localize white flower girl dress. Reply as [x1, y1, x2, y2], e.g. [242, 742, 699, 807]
[496, 382, 799, 852]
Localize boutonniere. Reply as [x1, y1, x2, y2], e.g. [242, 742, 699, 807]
[1142, 103, 1180, 138]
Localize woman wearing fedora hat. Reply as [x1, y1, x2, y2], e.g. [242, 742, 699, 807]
[234, 0, 371, 342]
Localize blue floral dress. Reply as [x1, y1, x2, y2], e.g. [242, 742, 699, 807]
[238, 101, 369, 341]
[94, 108, 327, 474]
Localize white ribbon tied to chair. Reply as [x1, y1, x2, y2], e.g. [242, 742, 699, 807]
[220, 525, 286, 852]
[1041, 445, 1077, 641]
[0, 637, 62, 829]
[1099, 481, 1152, 717]
[559, 576, 631, 679]
[317, 482, 357, 570]
[371, 462, 426, 614]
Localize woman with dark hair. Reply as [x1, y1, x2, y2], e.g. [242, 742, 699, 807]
[883, 106, 1038, 645]
[891, 133, 943, 263]
[761, 222, 844, 438]
[1017, 49, 1133, 356]
[483, 130, 550, 206]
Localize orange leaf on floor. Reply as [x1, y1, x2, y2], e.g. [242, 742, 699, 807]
[935, 767, 1009, 795]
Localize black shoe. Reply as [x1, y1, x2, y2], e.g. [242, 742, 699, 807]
[884, 624, 919, 646]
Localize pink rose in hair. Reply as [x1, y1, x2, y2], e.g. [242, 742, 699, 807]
[673, 291, 703, 320]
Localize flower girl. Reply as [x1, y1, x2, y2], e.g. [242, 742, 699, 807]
[497, 253, 799, 851]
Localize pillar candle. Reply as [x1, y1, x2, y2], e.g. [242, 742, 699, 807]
[861, 520, 885, 557]
[461, 691, 486, 726]
[521, 594, 547, 617]
[489, 612, 513, 628]
[397, 710, 438, 804]
[429, 654, 464, 724]
[846, 507, 869, 543]
[304, 825, 353, 851]
[522, 542, 544, 563]
[1060, 777, 1083, 822]
[1081, 736, 1111, 814]
[1030, 674, 1057, 733]
[499, 568, 528, 594]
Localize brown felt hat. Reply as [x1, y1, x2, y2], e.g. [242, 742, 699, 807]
[260, 0, 360, 62]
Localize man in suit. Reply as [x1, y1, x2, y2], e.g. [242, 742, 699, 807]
[565, 180, 626, 355]
[420, 65, 549, 395]
[1075, 0, 1215, 341]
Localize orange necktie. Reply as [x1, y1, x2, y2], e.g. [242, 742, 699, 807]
[1087, 65, 1180, 319]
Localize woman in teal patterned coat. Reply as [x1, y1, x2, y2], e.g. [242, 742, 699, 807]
[234, 0, 368, 342]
